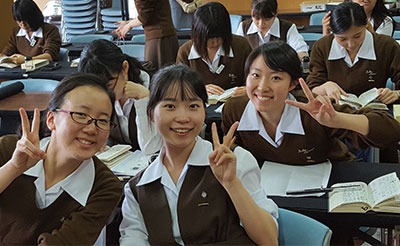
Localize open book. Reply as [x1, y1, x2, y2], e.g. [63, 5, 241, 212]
[0, 56, 18, 68]
[339, 87, 388, 110]
[208, 87, 237, 104]
[21, 59, 49, 71]
[329, 172, 400, 213]
[96, 144, 132, 168]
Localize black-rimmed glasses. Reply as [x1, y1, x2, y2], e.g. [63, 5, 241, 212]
[54, 109, 114, 131]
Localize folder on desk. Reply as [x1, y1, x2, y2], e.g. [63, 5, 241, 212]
[260, 160, 332, 197]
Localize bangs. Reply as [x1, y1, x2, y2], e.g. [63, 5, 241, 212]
[163, 80, 202, 102]
[251, 1, 276, 19]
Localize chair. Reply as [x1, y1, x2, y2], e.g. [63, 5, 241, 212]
[230, 15, 242, 33]
[393, 16, 400, 24]
[309, 12, 327, 26]
[277, 208, 332, 246]
[393, 30, 400, 40]
[300, 32, 323, 41]
[59, 47, 69, 62]
[131, 34, 145, 43]
[0, 79, 60, 92]
[119, 44, 145, 61]
[69, 34, 113, 43]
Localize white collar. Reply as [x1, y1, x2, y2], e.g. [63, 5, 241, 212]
[188, 44, 234, 60]
[328, 30, 376, 62]
[24, 137, 95, 206]
[137, 137, 211, 186]
[247, 17, 280, 38]
[237, 93, 305, 147]
[16, 27, 43, 39]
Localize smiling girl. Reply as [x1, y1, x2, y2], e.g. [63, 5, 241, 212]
[119, 64, 278, 245]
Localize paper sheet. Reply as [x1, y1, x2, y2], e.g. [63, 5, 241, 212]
[111, 150, 150, 176]
[260, 160, 332, 197]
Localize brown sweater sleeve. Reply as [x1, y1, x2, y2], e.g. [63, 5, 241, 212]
[306, 35, 332, 90]
[39, 158, 123, 245]
[41, 23, 61, 61]
[0, 135, 18, 167]
[2, 27, 19, 56]
[176, 40, 191, 66]
[135, 0, 159, 26]
[387, 38, 400, 90]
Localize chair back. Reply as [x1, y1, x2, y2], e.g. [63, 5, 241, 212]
[59, 48, 69, 62]
[393, 16, 400, 24]
[131, 34, 146, 43]
[230, 15, 242, 33]
[69, 34, 114, 43]
[277, 208, 332, 246]
[0, 79, 59, 92]
[393, 30, 400, 40]
[309, 12, 327, 25]
[119, 44, 145, 61]
[300, 32, 323, 41]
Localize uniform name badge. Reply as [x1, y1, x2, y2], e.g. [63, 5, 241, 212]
[216, 64, 225, 74]
[30, 39, 36, 47]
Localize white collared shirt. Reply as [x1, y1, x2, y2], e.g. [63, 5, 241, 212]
[188, 44, 234, 73]
[16, 27, 43, 46]
[24, 137, 95, 209]
[370, 16, 393, 37]
[328, 30, 376, 68]
[237, 93, 305, 148]
[236, 17, 308, 53]
[119, 137, 278, 246]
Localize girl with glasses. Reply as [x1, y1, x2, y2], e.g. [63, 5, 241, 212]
[119, 64, 278, 245]
[0, 73, 122, 245]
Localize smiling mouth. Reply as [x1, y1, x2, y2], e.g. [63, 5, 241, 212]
[77, 138, 94, 145]
[171, 128, 193, 134]
[256, 94, 273, 101]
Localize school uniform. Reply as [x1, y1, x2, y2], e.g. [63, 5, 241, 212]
[176, 35, 252, 90]
[236, 17, 308, 52]
[2, 23, 61, 61]
[307, 30, 400, 96]
[222, 91, 400, 166]
[0, 135, 122, 245]
[119, 136, 278, 245]
[371, 16, 394, 37]
[135, 0, 179, 69]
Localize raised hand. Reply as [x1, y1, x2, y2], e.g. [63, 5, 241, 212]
[208, 121, 239, 187]
[322, 11, 331, 36]
[286, 79, 338, 127]
[10, 108, 45, 173]
[124, 81, 150, 100]
[319, 81, 348, 103]
[112, 21, 132, 39]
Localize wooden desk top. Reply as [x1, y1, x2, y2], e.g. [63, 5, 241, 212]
[0, 91, 50, 111]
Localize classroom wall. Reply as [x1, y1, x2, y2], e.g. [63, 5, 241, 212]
[0, 0, 14, 52]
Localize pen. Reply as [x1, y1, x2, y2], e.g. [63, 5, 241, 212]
[286, 184, 361, 195]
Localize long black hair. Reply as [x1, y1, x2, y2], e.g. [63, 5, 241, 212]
[251, 0, 278, 19]
[12, 0, 44, 31]
[330, 2, 367, 34]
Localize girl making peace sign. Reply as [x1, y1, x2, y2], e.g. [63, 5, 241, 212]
[119, 64, 278, 245]
[0, 73, 122, 245]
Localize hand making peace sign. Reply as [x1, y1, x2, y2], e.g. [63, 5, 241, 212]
[208, 121, 239, 187]
[10, 108, 46, 173]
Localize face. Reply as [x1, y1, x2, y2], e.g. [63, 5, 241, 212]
[207, 37, 223, 50]
[47, 85, 112, 161]
[152, 85, 205, 152]
[16, 20, 30, 31]
[252, 14, 276, 35]
[246, 55, 296, 116]
[352, 0, 377, 14]
[108, 72, 126, 100]
[334, 25, 366, 55]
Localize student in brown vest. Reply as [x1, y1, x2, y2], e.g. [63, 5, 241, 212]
[0, 73, 122, 245]
[176, 2, 252, 97]
[0, 0, 61, 65]
[79, 40, 152, 152]
[236, 0, 308, 59]
[119, 64, 278, 245]
[322, 0, 396, 37]
[113, 0, 179, 70]
[308, 2, 400, 104]
[222, 41, 400, 166]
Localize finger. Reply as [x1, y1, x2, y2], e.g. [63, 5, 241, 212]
[209, 150, 217, 166]
[211, 122, 220, 150]
[19, 108, 30, 137]
[222, 121, 238, 147]
[299, 78, 314, 102]
[332, 92, 341, 104]
[208, 84, 224, 94]
[339, 88, 348, 97]
[114, 21, 122, 25]
[216, 152, 235, 166]
[285, 99, 308, 110]
[31, 108, 40, 134]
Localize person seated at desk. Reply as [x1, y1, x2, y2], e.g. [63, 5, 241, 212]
[308, 2, 400, 104]
[0, 73, 122, 245]
[236, 0, 308, 59]
[78, 39, 150, 150]
[322, 0, 396, 37]
[119, 64, 278, 245]
[176, 2, 252, 97]
[0, 0, 61, 65]
[222, 41, 400, 166]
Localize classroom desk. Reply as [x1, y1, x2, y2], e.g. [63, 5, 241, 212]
[271, 161, 400, 245]
[0, 61, 77, 81]
[0, 91, 50, 136]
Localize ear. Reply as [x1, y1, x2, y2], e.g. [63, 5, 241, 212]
[122, 60, 129, 78]
[288, 80, 299, 92]
[46, 111, 56, 131]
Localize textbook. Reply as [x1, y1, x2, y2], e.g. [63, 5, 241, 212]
[329, 172, 400, 213]
[21, 59, 49, 71]
[0, 56, 18, 68]
[338, 87, 388, 110]
[208, 86, 237, 104]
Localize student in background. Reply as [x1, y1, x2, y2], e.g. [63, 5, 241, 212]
[236, 0, 308, 59]
[169, 0, 194, 31]
[79, 39, 151, 151]
[113, 0, 179, 70]
[0, 73, 122, 245]
[119, 64, 278, 245]
[308, 2, 400, 104]
[222, 41, 400, 166]
[323, 0, 396, 37]
[1, 0, 61, 65]
[176, 2, 252, 97]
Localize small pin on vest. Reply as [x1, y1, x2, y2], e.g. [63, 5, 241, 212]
[201, 191, 207, 198]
